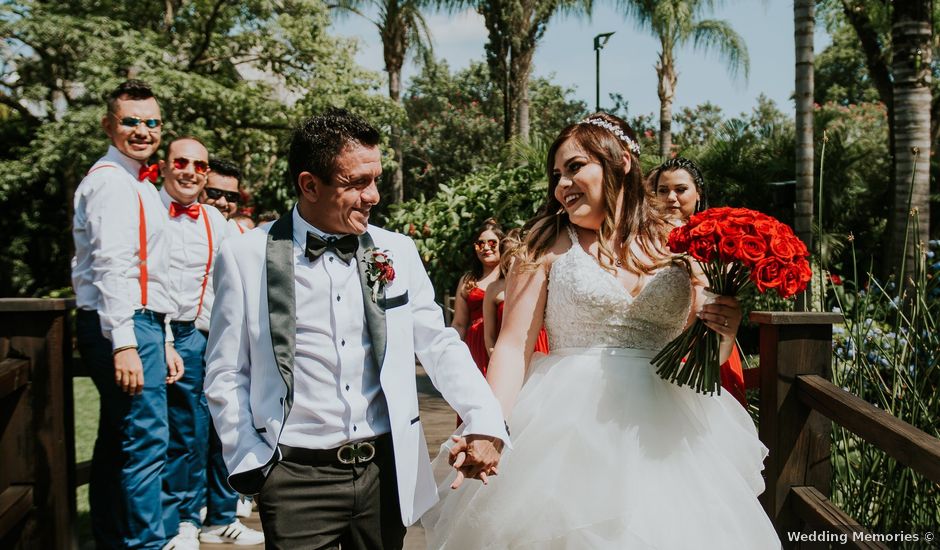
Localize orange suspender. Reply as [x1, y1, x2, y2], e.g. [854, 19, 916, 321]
[85, 163, 148, 307]
[195, 205, 213, 319]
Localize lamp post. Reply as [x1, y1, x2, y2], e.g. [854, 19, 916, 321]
[593, 32, 615, 112]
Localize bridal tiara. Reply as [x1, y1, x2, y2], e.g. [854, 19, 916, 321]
[579, 118, 641, 156]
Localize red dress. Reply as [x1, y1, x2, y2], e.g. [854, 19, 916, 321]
[720, 345, 747, 407]
[464, 287, 489, 375]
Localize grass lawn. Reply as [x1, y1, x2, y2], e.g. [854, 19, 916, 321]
[73, 376, 99, 546]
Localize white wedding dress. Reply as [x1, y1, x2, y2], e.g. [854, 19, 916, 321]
[422, 227, 781, 549]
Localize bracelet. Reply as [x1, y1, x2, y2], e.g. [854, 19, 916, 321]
[112, 345, 138, 356]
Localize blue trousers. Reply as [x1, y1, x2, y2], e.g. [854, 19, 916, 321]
[206, 418, 239, 526]
[77, 309, 168, 550]
[162, 321, 209, 532]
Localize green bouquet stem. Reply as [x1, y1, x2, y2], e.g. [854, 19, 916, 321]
[652, 257, 745, 395]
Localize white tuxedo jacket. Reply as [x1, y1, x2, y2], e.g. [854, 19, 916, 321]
[204, 213, 508, 525]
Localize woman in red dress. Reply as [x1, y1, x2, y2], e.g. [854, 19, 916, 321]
[647, 157, 747, 406]
[451, 218, 504, 377]
[483, 229, 549, 360]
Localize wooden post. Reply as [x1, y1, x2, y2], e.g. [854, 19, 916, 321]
[0, 299, 74, 549]
[750, 311, 841, 547]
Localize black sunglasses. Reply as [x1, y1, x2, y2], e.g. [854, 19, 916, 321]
[204, 187, 241, 203]
[114, 115, 162, 129]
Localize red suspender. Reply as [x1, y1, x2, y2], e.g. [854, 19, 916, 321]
[86, 163, 148, 307]
[237, 223, 245, 234]
[195, 205, 214, 319]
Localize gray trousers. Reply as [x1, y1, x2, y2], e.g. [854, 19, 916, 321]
[256, 436, 407, 550]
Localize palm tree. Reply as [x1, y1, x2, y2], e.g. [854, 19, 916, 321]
[332, 0, 433, 203]
[623, 0, 749, 158]
[890, 0, 931, 275]
[794, 0, 814, 310]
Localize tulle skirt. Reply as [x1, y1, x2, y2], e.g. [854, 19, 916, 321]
[422, 347, 781, 549]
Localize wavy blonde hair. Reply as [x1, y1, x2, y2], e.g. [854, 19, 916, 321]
[521, 112, 673, 273]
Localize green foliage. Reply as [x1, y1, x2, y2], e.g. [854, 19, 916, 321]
[828, 239, 940, 541]
[385, 161, 546, 296]
[401, 59, 586, 200]
[0, 0, 396, 296]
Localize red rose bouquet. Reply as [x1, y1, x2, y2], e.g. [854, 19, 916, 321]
[653, 207, 812, 394]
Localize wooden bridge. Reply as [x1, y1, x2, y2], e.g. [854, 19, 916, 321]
[0, 299, 937, 549]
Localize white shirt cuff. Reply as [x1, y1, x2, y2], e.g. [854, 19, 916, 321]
[109, 325, 138, 350]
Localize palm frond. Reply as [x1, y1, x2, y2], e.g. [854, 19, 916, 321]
[690, 18, 749, 80]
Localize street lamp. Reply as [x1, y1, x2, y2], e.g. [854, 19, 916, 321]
[594, 32, 615, 112]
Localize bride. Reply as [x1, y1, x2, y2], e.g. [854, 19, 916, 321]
[422, 112, 780, 549]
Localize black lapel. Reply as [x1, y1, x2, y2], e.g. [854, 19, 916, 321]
[266, 212, 296, 414]
[357, 232, 387, 370]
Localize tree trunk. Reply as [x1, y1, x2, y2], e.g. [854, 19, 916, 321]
[889, 1, 932, 276]
[388, 66, 404, 204]
[656, 47, 676, 159]
[794, 0, 815, 311]
[512, 47, 534, 143]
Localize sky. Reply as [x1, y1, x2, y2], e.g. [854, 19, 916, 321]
[330, 0, 832, 120]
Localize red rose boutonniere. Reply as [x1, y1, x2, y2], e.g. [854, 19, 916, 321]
[364, 248, 395, 302]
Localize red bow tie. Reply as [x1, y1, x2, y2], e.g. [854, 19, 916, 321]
[170, 201, 201, 219]
[139, 163, 160, 183]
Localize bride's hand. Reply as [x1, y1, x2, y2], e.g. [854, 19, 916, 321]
[697, 295, 742, 339]
[448, 434, 503, 489]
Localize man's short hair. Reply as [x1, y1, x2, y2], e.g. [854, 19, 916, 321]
[287, 108, 381, 195]
[106, 80, 156, 113]
[209, 159, 242, 185]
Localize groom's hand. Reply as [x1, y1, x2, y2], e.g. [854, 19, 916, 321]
[449, 434, 504, 489]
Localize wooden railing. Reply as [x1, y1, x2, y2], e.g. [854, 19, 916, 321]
[0, 299, 74, 550]
[749, 311, 940, 549]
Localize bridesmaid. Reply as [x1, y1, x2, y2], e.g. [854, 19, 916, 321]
[647, 157, 747, 406]
[483, 229, 549, 359]
[451, 218, 504, 376]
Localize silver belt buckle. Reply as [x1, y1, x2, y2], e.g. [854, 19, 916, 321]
[337, 441, 377, 464]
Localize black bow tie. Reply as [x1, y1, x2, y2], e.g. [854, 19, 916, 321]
[305, 232, 359, 264]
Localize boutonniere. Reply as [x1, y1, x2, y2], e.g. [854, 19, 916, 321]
[364, 248, 395, 302]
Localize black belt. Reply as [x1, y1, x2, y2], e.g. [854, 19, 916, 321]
[279, 433, 391, 467]
[134, 309, 166, 323]
[169, 319, 196, 327]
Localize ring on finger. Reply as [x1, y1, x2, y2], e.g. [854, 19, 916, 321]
[723, 318, 729, 327]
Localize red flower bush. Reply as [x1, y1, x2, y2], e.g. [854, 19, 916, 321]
[653, 207, 813, 394]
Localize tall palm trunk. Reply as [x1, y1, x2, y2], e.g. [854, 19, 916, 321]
[656, 44, 676, 158]
[794, 0, 814, 310]
[890, 1, 932, 275]
[388, 67, 404, 203]
[512, 47, 535, 143]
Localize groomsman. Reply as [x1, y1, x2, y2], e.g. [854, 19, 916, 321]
[72, 79, 177, 549]
[205, 108, 508, 549]
[200, 158, 242, 223]
[156, 138, 263, 548]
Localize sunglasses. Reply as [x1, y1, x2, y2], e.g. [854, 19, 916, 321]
[172, 157, 210, 174]
[115, 115, 162, 129]
[204, 187, 241, 203]
[474, 239, 499, 250]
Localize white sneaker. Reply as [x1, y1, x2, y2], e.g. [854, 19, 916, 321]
[163, 522, 200, 550]
[199, 506, 207, 523]
[235, 497, 253, 518]
[199, 519, 265, 545]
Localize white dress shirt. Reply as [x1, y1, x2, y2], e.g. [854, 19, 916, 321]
[72, 145, 173, 349]
[279, 207, 391, 448]
[158, 188, 238, 328]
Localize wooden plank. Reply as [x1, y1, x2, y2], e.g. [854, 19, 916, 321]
[0, 299, 69, 313]
[0, 485, 33, 540]
[0, 359, 30, 399]
[756, 321, 834, 544]
[797, 374, 940, 484]
[750, 311, 842, 325]
[789, 486, 889, 550]
[74, 460, 91, 488]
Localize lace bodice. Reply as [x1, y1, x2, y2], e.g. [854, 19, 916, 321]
[544, 227, 693, 350]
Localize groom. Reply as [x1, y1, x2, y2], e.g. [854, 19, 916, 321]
[204, 108, 508, 549]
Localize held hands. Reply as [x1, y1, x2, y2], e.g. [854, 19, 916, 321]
[113, 348, 145, 395]
[697, 295, 742, 339]
[165, 343, 185, 384]
[448, 434, 504, 490]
